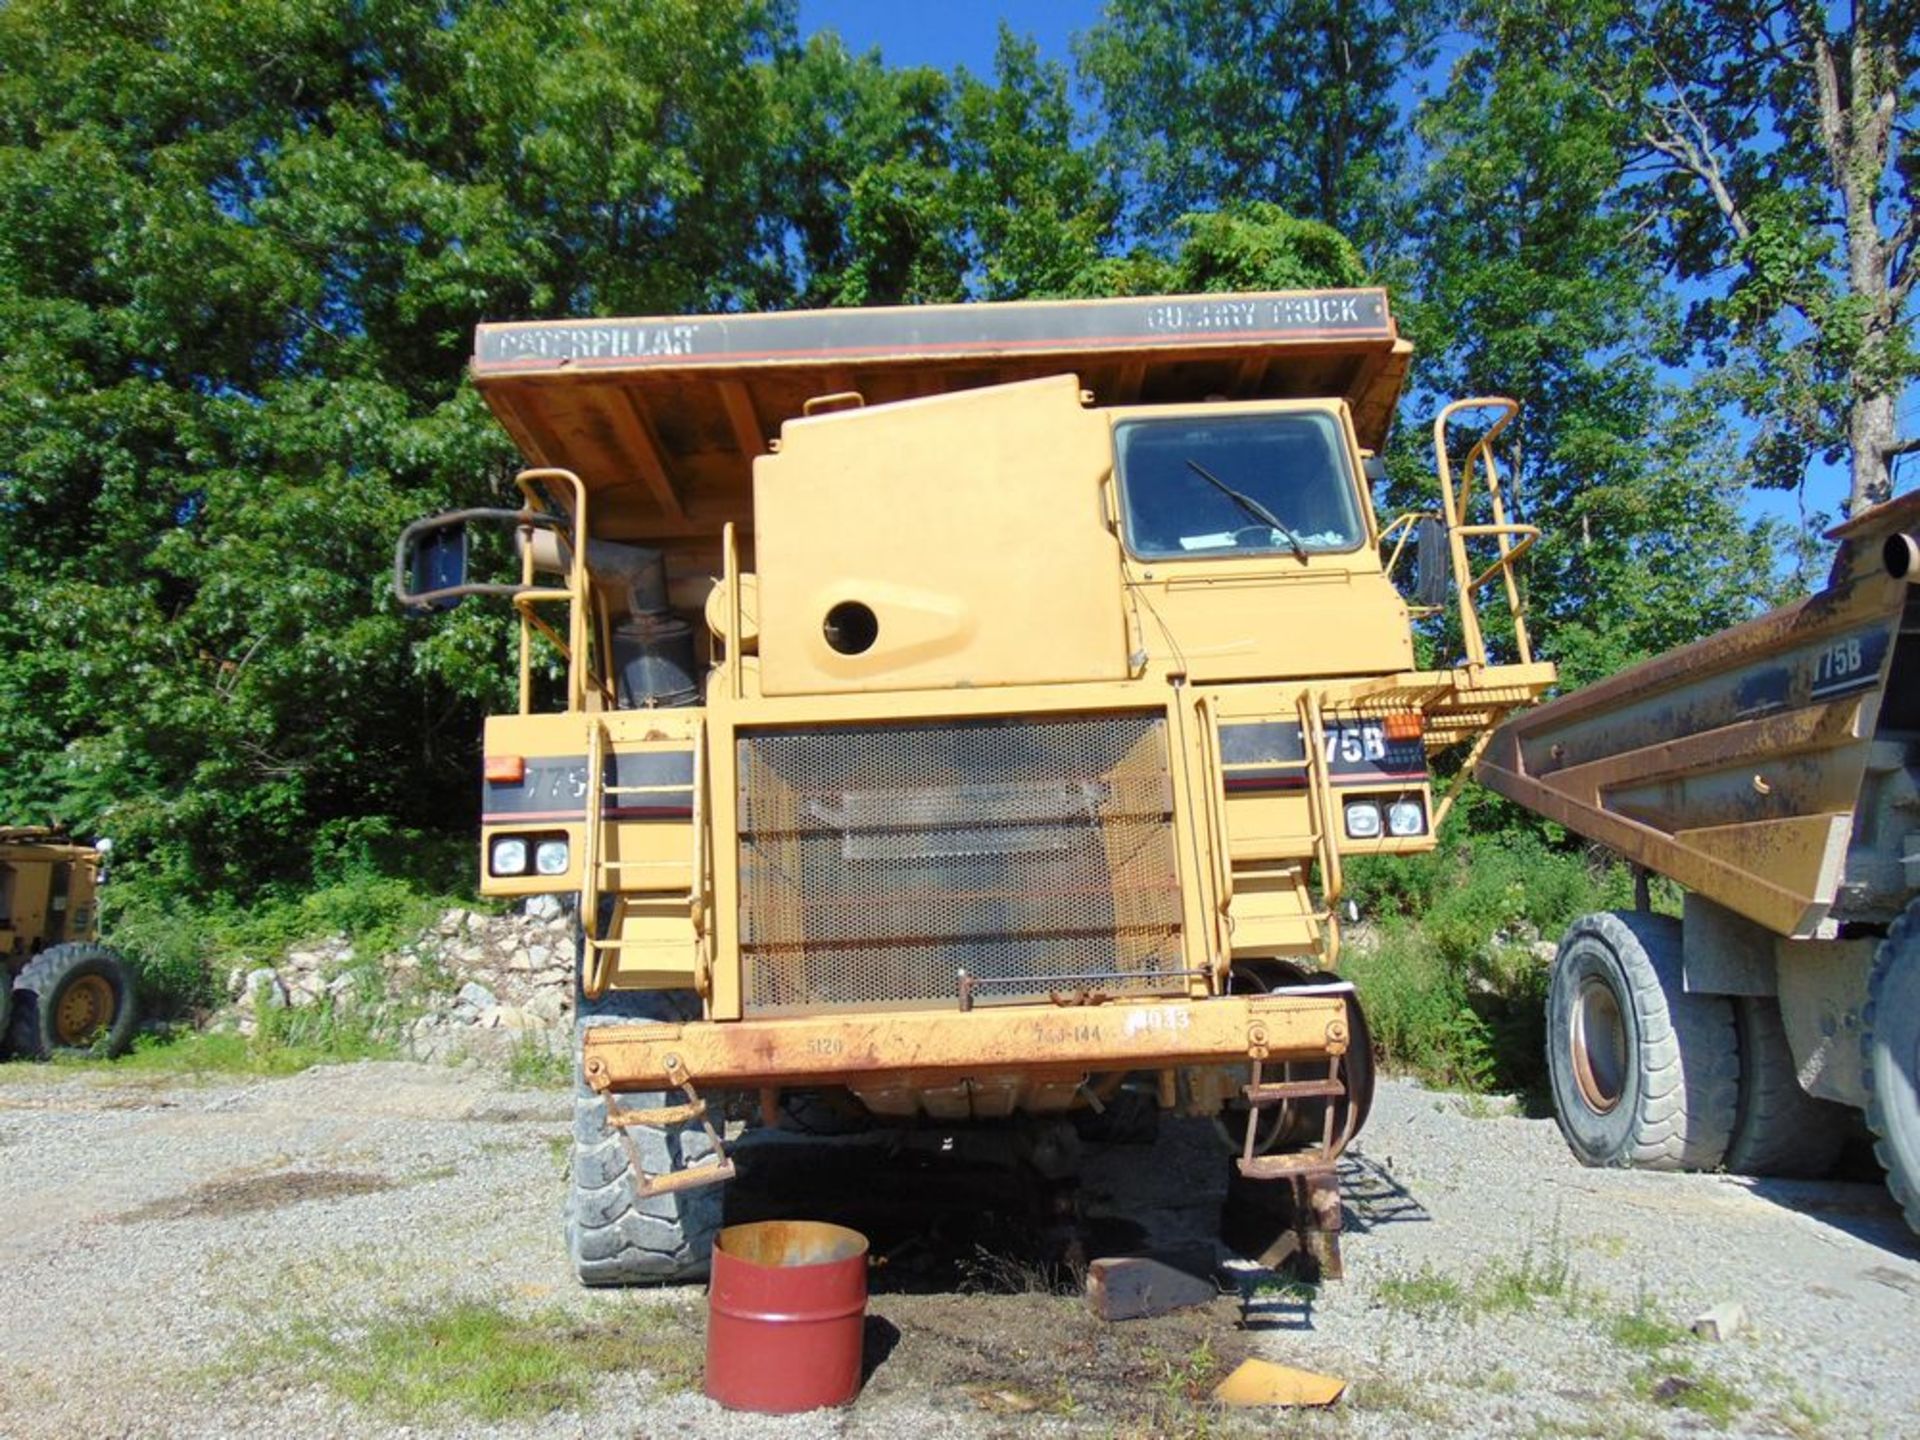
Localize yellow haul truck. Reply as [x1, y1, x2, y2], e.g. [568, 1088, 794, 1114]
[395, 290, 1555, 1282]
[1, 828, 138, 1058]
[1478, 495, 1920, 1233]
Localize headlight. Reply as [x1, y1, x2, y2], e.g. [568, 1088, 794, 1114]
[490, 837, 529, 876]
[534, 839, 570, 876]
[1388, 800, 1427, 837]
[1344, 802, 1382, 839]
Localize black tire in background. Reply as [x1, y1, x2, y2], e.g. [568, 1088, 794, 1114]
[0, 975, 11, 1058]
[566, 985, 724, 1285]
[1223, 959, 1375, 1155]
[1863, 901, 1920, 1235]
[1544, 912, 1738, 1171]
[1726, 995, 1849, 1178]
[6, 942, 138, 1059]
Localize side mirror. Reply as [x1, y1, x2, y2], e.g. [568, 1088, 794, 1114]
[410, 524, 469, 610]
[1413, 517, 1452, 609]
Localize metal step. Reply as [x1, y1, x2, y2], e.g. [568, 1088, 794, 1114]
[1236, 1153, 1338, 1180]
[1243, 1078, 1344, 1104]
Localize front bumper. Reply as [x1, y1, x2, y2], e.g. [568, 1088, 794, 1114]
[580, 989, 1352, 1094]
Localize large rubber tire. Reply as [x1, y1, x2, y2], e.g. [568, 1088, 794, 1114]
[1862, 901, 1920, 1235]
[1726, 996, 1849, 1178]
[0, 975, 12, 1058]
[1545, 912, 1738, 1171]
[566, 987, 724, 1285]
[7, 943, 138, 1059]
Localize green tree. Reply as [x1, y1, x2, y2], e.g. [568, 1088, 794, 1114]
[0, 0, 795, 892]
[763, 32, 965, 307]
[1478, 0, 1918, 520]
[949, 29, 1117, 300]
[1076, 0, 1437, 253]
[1409, 21, 1785, 688]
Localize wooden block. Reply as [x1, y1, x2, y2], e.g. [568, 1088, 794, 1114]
[1689, 1301, 1747, 1341]
[1085, 1256, 1217, 1322]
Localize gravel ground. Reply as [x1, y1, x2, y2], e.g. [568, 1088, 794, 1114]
[1, 1060, 1916, 1439]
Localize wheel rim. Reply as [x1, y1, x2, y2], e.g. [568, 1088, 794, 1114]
[1571, 975, 1628, 1114]
[54, 974, 114, 1046]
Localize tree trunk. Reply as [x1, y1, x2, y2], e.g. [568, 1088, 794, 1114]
[1848, 378, 1898, 515]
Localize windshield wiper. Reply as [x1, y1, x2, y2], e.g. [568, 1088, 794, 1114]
[1184, 459, 1308, 563]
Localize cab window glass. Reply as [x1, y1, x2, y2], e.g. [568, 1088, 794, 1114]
[1115, 412, 1364, 560]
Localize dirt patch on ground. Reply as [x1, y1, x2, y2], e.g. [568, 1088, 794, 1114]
[857, 1290, 1251, 1432]
[119, 1168, 394, 1223]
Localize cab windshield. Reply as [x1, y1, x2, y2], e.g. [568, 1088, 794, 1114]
[1115, 411, 1364, 560]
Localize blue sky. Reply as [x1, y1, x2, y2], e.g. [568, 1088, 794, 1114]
[796, 3, 1097, 71]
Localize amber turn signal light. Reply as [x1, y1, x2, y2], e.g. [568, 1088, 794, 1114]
[1382, 713, 1424, 742]
[485, 754, 526, 784]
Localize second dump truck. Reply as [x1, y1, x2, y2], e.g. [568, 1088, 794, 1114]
[397, 289, 1554, 1281]
[1479, 495, 1920, 1234]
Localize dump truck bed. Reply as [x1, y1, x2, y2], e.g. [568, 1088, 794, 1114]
[1476, 490, 1920, 939]
[470, 289, 1411, 544]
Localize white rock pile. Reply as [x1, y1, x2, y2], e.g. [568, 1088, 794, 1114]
[216, 893, 579, 1062]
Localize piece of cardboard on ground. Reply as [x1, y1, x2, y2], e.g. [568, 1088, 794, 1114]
[1211, 1358, 1347, 1408]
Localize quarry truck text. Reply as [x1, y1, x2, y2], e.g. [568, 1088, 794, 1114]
[395, 290, 1554, 1282]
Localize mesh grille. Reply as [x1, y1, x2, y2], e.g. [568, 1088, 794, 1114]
[738, 713, 1185, 1014]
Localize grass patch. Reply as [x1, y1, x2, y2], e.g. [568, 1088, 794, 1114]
[506, 1031, 573, 1089]
[23, 987, 407, 1079]
[105, 854, 481, 1019]
[1375, 1266, 1470, 1317]
[1634, 1358, 1749, 1427]
[1345, 1372, 1452, 1423]
[1606, 1296, 1690, 1354]
[1769, 1387, 1842, 1439]
[1376, 1229, 1575, 1320]
[1476, 1243, 1575, 1313]
[262, 1300, 698, 1420]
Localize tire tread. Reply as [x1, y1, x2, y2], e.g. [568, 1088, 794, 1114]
[565, 987, 721, 1285]
[1862, 903, 1920, 1234]
[1547, 911, 1738, 1172]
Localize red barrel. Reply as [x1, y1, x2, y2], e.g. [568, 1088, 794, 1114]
[704, 1220, 869, 1413]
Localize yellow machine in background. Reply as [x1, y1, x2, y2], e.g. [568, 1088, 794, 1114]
[1, 827, 138, 1059]
[396, 290, 1555, 1282]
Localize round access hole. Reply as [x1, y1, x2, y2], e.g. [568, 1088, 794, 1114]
[823, 601, 878, 655]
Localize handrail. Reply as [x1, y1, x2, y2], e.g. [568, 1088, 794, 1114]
[1298, 691, 1344, 968]
[579, 716, 610, 999]
[721, 522, 744, 701]
[1432, 399, 1538, 677]
[510, 468, 593, 713]
[1191, 696, 1235, 933]
[689, 721, 713, 999]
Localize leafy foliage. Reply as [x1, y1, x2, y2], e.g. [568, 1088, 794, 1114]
[5, 0, 1906, 1052]
[1077, 0, 1438, 253]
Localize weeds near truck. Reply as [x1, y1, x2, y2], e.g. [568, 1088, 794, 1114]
[1605, 1291, 1690, 1354]
[11, 1000, 403, 1080]
[506, 1031, 572, 1088]
[1634, 1358, 1749, 1427]
[1341, 834, 1648, 1093]
[261, 1300, 697, 1419]
[1374, 1228, 1575, 1320]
